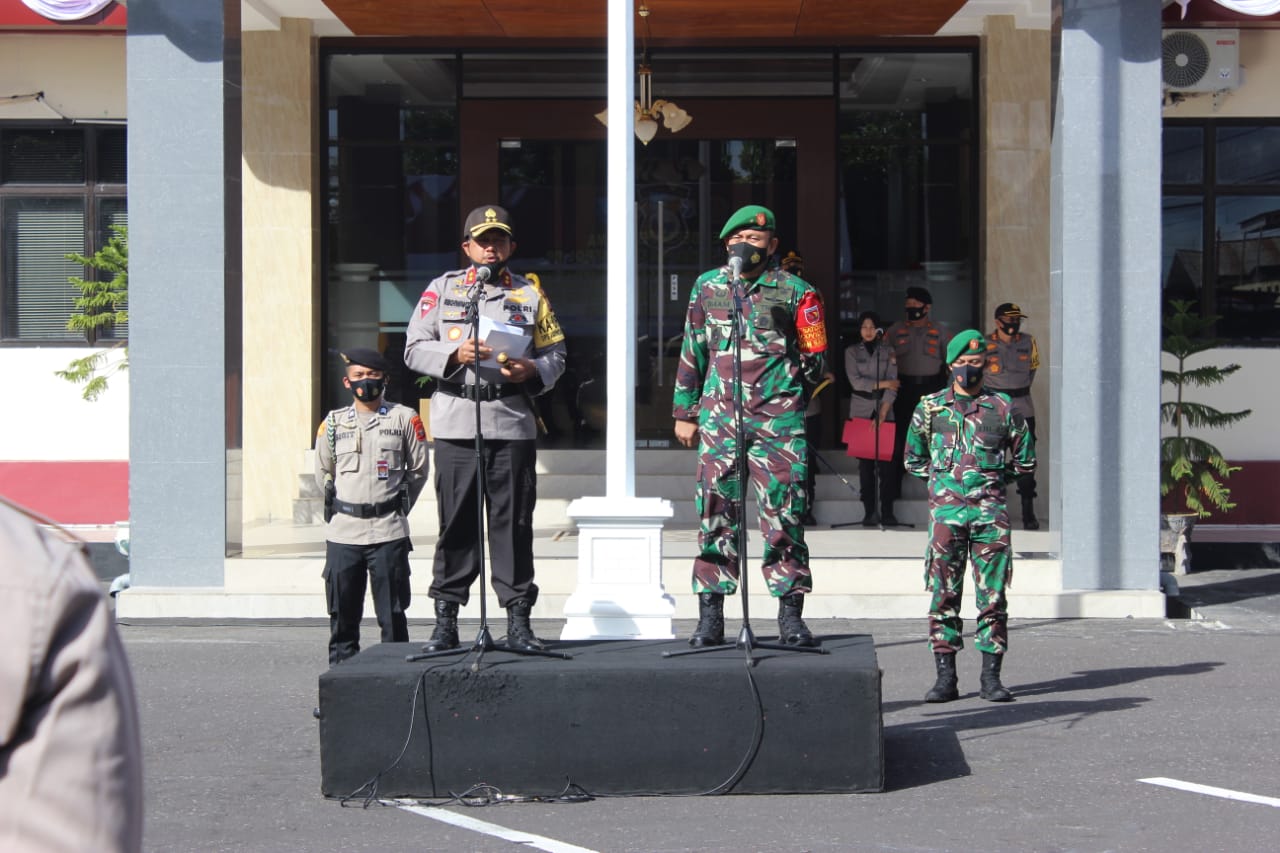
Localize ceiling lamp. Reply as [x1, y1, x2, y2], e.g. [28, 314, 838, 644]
[595, 3, 692, 145]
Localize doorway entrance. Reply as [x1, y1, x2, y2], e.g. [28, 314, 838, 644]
[464, 98, 835, 447]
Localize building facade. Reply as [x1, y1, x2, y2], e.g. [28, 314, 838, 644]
[3, 0, 1277, 618]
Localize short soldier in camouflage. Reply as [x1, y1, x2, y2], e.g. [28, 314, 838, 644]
[905, 329, 1035, 703]
[984, 302, 1041, 530]
[315, 347, 430, 665]
[404, 205, 567, 654]
[672, 205, 828, 648]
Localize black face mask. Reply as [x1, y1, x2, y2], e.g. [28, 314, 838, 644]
[349, 377, 385, 402]
[1000, 320, 1021, 336]
[952, 364, 984, 389]
[906, 306, 927, 322]
[727, 241, 766, 275]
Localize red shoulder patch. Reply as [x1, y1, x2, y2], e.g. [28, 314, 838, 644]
[410, 414, 427, 442]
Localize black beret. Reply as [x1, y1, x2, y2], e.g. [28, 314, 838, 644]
[341, 347, 390, 373]
[905, 286, 933, 305]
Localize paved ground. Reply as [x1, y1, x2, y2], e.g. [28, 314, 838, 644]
[117, 560, 1280, 853]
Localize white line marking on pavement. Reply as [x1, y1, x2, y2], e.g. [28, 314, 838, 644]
[1140, 777, 1280, 808]
[395, 802, 601, 853]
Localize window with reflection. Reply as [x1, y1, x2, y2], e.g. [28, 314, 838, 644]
[1163, 119, 1280, 343]
[836, 51, 977, 341]
[322, 53, 459, 412]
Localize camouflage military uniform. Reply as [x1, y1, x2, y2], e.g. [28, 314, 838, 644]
[905, 387, 1035, 654]
[673, 266, 827, 596]
[984, 328, 1041, 505]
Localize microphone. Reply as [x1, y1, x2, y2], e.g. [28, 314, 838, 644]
[875, 327, 885, 338]
[727, 254, 744, 283]
[473, 264, 493, 283]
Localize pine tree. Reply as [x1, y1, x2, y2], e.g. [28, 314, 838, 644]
[1160, 299, 1251, 518]
[55, 224, 128, 401]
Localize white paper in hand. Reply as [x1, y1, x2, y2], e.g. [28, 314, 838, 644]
[477, 316, 532, 383]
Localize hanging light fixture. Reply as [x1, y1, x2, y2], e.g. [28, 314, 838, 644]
[595, 2, 692, 145]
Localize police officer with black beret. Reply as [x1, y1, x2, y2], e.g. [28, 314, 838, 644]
[315, 347, 430, 665]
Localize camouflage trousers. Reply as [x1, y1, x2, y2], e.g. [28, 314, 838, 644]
[691, 423, 812, 597]
[924, 501, 1012, 655]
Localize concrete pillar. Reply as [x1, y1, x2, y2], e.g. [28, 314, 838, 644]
[1050, 0, 1162, 590]
[127, 0, 242, 584]
[982, 16, 1053, 523]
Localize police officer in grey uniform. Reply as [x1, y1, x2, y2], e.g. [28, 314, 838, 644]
[984, 302, 1041, 529]
[316, 347, 430, 665]
[404, 205, 567, 653]
[886, 286, 951, 520]
[844, 310, 900, 525]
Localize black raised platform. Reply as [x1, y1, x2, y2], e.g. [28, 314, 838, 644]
[318, 635, 883, 797]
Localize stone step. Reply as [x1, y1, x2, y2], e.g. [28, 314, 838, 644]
[117, 519, 1161, 622]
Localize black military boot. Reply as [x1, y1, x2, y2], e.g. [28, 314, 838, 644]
[1021, 496, 1040, 530]
[422, 599, 459, 652]
[979, 651, 1014, 702]
[924, 652, 960, 703]
[879, 500, 899, 527]
[505, 598, 547, 651]
[860, 502, 879, 527]
[777, 593, 819, 647]
[689, 592, 725, 647]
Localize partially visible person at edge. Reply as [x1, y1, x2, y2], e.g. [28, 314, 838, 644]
[781, 251, 833, 527]
[905, 330, 1035, 704]
[844, 309, 900, 526]
[315, 347, 429, 665]
[886, 286, 951, 525]
[0, 498, 144, 853]
[984, 301, 1041, 530]
[672, 205, 829, 648]
[404, 204, 567, 653]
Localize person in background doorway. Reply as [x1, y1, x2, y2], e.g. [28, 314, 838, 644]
[844, 310, 900, 526]
[887, 286, 951, 515]
[984, 302, 1041, 530]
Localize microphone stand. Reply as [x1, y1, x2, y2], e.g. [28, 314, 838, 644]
[408, 267, 571, 668]
[666, 269, 827, 661]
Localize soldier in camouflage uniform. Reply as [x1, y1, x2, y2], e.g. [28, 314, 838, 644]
[984, 302, 1041, 530]
[404, 205, 567, 653]
[672, 205, 828, 648]
[905, 329, 1035, 702]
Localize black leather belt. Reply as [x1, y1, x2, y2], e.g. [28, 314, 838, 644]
[850, 388, 876, 399]
[436, 381, 522, 402]
[334, 497, 401, 519]
[990, 386, 1031, 398]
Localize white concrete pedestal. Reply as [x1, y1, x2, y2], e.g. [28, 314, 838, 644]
[560, 496, 676, 639]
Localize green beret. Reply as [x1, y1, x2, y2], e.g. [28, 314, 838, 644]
[719, 205, 776, 240]
[946, 329, 986, 364]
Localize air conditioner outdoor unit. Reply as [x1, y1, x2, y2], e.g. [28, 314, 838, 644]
[1162, 29, 1240, 92]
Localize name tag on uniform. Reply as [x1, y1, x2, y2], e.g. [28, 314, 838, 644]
[377, 459, 389, 480]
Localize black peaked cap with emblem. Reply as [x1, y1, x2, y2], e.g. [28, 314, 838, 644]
[463, 205, 514, 240]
